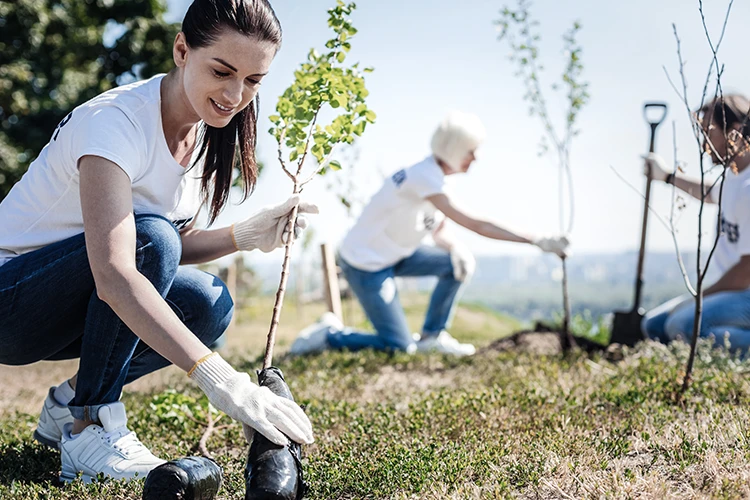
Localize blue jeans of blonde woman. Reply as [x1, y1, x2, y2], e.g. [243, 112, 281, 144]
[641, 289, 750, 352]
[326, 245, 466, 352]
[0, 214, 233, 421]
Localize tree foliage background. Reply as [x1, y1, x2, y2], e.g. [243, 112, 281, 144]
[0, 0, 178, 199]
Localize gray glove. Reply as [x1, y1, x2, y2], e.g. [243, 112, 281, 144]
[449, 243, 476, 282]
[189, 353, 314, 446]
[232, 196, 319, 253]
[533, 235, 570, 258]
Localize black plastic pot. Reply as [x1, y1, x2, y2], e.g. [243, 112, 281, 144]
[245, 366, 308, 500]
[142, 456, 223, 500]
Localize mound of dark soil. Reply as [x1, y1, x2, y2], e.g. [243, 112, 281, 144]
[482, 322, 606, 356]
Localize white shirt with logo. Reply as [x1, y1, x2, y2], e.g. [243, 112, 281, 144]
[0, 74, 203, 267]
[339, 156, 446, 272]
[713, 166, 750, 275]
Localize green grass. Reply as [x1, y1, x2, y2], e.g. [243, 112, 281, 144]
[1, 295, 750, 499]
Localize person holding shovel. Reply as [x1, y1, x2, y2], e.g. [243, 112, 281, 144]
[290, 111, 569, 357]
[642, 94, 750, 351]
[0, 0, 315, 484]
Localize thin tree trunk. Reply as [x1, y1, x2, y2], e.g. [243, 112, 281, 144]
[561, 257, 575, 351]
[681, 276, 704, 393]
[263, 185, 300, 369]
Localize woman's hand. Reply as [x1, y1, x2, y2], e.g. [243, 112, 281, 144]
[532, 235, 570, 258]
[642, 153, 671, 182]
[231, 196, 319, 253]
[189, 353, 314, 446]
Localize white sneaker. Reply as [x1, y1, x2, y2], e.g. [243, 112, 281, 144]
[416, 331, 476, 356]
[34, 386, 74, 450]
[289, 312, 344, 355]
[59, 402, 165, 484]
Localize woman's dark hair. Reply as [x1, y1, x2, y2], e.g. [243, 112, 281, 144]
[699, 94, 750, 147]
[182, 0, 282, 223]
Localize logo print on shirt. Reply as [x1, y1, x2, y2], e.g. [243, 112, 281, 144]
[720, 216, 740, 243]
[423, 214, 436, 230]
[391, 169, 406, 187]
[53, 112, 73, 141]
[172, 218, 193, 231]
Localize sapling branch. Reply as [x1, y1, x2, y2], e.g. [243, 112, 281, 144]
[661, 0, 734, 393]
[262, 1, 376, 368]
[669, 122, 698, 297]
[497, 0, 588, 344]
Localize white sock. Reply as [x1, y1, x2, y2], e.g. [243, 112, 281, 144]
[53, 380, 75, 406]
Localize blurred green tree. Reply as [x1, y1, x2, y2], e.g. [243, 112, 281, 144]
[0, 0, 178, 199]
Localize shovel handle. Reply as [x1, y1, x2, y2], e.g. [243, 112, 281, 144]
[644, 102, 668, 152]
[633, 102, 668, 310]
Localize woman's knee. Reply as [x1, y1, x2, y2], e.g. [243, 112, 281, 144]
[641, 312, 663, 339]
[177, 271, 234, 345]
[133, 214, 182, 288]
[664, 312, 693, 341]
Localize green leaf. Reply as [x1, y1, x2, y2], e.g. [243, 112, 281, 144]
[335, 93, 348, 108]
[353, 121, 366, 136]
[336, 51, 346, 63]
[329, 160, 342, 171]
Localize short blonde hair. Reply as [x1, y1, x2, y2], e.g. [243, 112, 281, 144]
[430, 111, 486, 171]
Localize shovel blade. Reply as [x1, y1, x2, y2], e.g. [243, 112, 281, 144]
[610, 310, 646, 347]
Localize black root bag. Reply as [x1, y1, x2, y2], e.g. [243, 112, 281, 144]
[142, 456, 223, 500]
[245, 366, 308, 500]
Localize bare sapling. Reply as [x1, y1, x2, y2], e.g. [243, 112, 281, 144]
[663, 1, 749, 393]
[496, 0, 590, 348]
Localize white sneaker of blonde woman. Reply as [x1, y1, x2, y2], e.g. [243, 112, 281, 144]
[59, 402, 165, 484]
[289, 312, 344, 355]
[416, 330, 476, 356]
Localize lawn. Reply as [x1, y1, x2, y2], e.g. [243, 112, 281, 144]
[1, 295, 749, 499]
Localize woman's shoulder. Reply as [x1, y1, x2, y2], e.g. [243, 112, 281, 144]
[79, 74, 165, 121]
[405, 157, 445, 184]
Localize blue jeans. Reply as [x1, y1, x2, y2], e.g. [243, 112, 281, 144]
[327, 245, 465, 352]
[641, 290, 750, 351]
[0, 214, 233, 421]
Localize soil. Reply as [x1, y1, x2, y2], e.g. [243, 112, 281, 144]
[481, 322, 607, 356]
[0, 360, 182, 415]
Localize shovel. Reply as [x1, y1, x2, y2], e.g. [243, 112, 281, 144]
[609, 102, 668, 346]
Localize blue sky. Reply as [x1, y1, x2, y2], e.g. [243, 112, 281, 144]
[166, 0, 750, 260]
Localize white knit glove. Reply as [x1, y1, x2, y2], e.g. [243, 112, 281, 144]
[231, 196, 319, 253]
[189, 353, 314, 446]
[533, 235, 570, 258]
[449, 243, 476, 282]
[642, 153, 671, 182]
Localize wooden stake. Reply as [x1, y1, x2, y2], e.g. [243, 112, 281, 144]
[321, 243, 343, 321]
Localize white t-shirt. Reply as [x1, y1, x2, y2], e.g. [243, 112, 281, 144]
[0, 74, 203, 267]
[339, 156, 446, 271]
[713, 166, 750, 275]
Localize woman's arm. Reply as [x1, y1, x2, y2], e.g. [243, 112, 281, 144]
[704, 256, 750, 296]
[644, 153, 718, 204]
[426, 193, 534, 244]
[79, 155, 211, 371]
[180, 225, 237, 265]
[178, 197, 320, 265]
